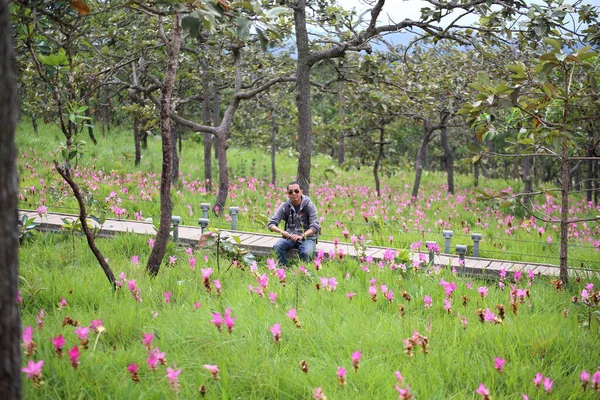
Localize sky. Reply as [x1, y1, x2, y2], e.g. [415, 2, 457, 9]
[336, 0, 600, 24]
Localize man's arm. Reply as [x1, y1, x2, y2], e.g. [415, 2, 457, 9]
[305, 201, 320, 237]
[267, 203, 290, 238]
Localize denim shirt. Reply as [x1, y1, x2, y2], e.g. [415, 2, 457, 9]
[267, 195, 320, 238]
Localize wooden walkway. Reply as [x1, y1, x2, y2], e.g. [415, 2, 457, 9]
[19, 210, 597, 279]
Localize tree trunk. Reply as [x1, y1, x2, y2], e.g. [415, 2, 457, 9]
[133, 115, 141, 166]
[146, 13, 181, 277]
[170, 123, 179, 183]
[55, 164, 116, 288]
[439, 114, 454, 194]
[373, 127, 386, 198]
[0, 1, 22, 395]
[201, 58, 213, 192]
[337, 59, 346, 166]
[293, 0, 313, 194]
[411, 122, 434, 199]
[31, 114, 38, 134]
[84, 102, 97, 145]
[270, 110, 278, 185]
[213, 131, 229, 216]
[559, 142, 570, 284]
[213, 92, 221, 162]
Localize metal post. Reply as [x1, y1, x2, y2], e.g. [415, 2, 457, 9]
[200, 203, 211, 219]
[471, 233, 482, 257]
[198, 218, 209, 235]
[455, 244, 467, 275]
[442, 230, 453, 254]
[171, 216, 181, 243]
[229, 206, 239, 230]
[425, 241, 437, 264]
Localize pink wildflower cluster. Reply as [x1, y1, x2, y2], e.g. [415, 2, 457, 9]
[580, 367, 600, 391]
[210, 307, 236, 333]
[318, 276, 338, 291]
[533, 373, 554, 394]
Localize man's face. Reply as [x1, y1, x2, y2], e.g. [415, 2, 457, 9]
[287, 184, 302, 202]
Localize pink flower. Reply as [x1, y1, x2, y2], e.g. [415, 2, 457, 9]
[127, 363, 139, 374]
[169, 256, 177, 266]
[270, 323, 282, 343]
[580, 369, 590, 390]
[477, 286, 488, 298]
[127, 362, 140, 382]
[166, 365, 182, 392]
[131, 255, 139, 265]
[286, 308, 297, 320]
[16, 290, 22, 305]
[127, 280, 142, 303]
[423, 295, 432, 309]
[74, 326, 89, 341]
[483, 308, 497, 323]
[204, 364, 220, 379]
[542, 377, 553, 393]
[352, 350, 361, 371]
[313, 387, 326, 400]
[547, 235, 552, 244]
[268, 291, 277, 305]
[514, 271, 522, 282]
[214, 279, 222, 295]
[194, 302, 202, 309]
[164, 292, 172, 303]
[90, 319, 103, 333]
[142, 332, 154, 350]
[22, 359, 44, 379]
[224, 307, 236, 333]
[51, 335, 65, 357]
[148, 238, 155, 248]
[533, 372, 544, 388]
[443, 299, 452, 312]
[592, 370, 600, 390]
[499, 269, 507, 280]
[337, 366, 347, 385]
[346, 292, 356, 299]
[210, 312, 224, 331]
[494, 357, 506, 373]
[189, 257, 197, 270]
[22, 326, 36, 357]
[68, 345, 80, 368]
[475, 383, 490, 398]
[58, 298, 68, 309]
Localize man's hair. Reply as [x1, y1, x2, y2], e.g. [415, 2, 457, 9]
[287, 181, 301, 190]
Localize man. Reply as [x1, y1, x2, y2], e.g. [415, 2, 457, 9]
[267, 181, 320, 267]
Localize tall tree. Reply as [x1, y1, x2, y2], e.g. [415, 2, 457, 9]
[145, 12, 182, 277]
[0, 0, 22, 397]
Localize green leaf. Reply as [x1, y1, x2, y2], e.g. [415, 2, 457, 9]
[182, 16, 201, 39]
[543, 37, 562, 52]
[235, 17, 251, 39]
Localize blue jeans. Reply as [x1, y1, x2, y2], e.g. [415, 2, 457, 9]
[273, 238, 316, 267]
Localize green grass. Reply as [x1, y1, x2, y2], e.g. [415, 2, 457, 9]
[18, 232, 600, 399]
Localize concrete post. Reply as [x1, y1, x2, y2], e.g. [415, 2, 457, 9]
[229, 206, 239, 230]
[471, 233, 482, 257]
[442, 230, 453, 254]
[171, 216, 181, 243]
[198, 218, 209, 235]
[456, 244, 467, 275]
[200, 203, 211, 219]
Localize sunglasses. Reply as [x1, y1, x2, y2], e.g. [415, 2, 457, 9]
[288, 189, 300, 195]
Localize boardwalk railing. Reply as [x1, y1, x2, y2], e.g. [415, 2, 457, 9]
[19, 210, 599, 280]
